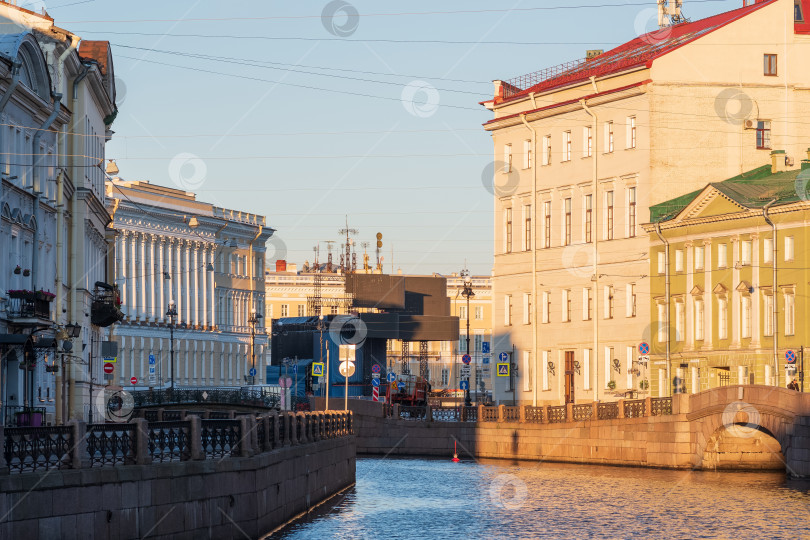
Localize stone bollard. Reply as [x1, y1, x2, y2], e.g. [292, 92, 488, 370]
[617, 399, 626, 419]
[477, 404, 484, 423]
[426, 404, 433, 423]
[69, 420, 88, 469]
[542, 405, 551, 424]
[287, 413, 298, 446]
[132, 418, 152, 465]
[188, 415, 203, 460]
[393, 404, 400, 419]
[565, 403, 573, 422]
[644, 397, 653, 417]
[296, 413, 308, 444]
[519, 405, 527, 423]
[592, 401, 599, 420]
[497, 404, 505, 422]
[238, 416, 251, 457]
[248, 416, 259, 454]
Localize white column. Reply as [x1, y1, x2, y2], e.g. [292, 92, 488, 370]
[731, 238, 740, 347]
[751, 234, 761, 348]
[129, 232, 138, 320]
[193, 340, 198, 384]
[703, 240, 712, 347]
[157, 237, 165, 321]
[184, 242, 191, 324]
[209, 247, 217, 329]
[191, 242, 199, 327]
[201, 246, 209, 329]
[184, 339, 189, 386]
[139, 233, 147, 321]
[146, 234, 155, 322]
[685, 242, 694, 351]
[119, 335, 127, 386]
[119, 232, 128, 311]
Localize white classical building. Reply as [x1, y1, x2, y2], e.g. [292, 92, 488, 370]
[107, 179, 273, 389]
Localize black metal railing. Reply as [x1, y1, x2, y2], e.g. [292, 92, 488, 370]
[597, 402, 619, 420]
[4, 425, 73, 473]
[201, 420, 240, 458]
[651, 397, 672, 416]
[148, 421, 191, 462]
[432, 407, 460, 422]
[623, 399, 646, 418]
[573, 404, 593, 421]
[7, 297, 52, 320]
[86, 423, 136, 467]
[547, 405, 567, 423]
[132, 387, 279, 409]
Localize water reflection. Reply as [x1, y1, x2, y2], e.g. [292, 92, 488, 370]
[271, 457, 810, 539]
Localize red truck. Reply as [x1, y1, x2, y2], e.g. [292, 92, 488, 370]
[386, 374, 429, 406]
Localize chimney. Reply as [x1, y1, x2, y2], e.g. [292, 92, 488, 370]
[275, 259, 287, 272]
[771, 150, 789, 173]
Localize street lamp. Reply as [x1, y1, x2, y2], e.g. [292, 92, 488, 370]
[461, 269, 475, 407]
[166, 304, 178, 391]
[249, 311, 262, 385]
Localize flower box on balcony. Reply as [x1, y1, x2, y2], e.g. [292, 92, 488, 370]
[8, 289, 35, 300]
[35, 290, 55, 302]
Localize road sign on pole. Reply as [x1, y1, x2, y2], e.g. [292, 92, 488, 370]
[372, 386, 380, 401]
[639, 342, 650, 355]
[498, 352, 509, 362]
[249, 367, 257, 377]
[482, 342, 490, 354]
[312, 362, 325, 376]
[462, 354, 472, 365]
[460, 380, 469, 391]
[497, 363, 510, 377]
[130, 377, 138, 385]
[387, 372, 396, 382]
[103, 363, 114, 374]
[371, 378, 380, 387]
[148, 354, 155, 365]
[786, 350, 797, 364]
[371, 364, 381, 374]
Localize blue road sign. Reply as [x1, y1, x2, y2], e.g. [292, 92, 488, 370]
[372, 378, 380, 387]
[460, 380, 469, 391]
[397, 381, 406, 391]
[483, 357, 490, 365]
[249, 367, 257, 377]
[639, 342, 650, 355]
[292, 364, 298, 374]
[371, 364, 381, 374]
[482, 342, 490, 354]
[787, 350, 797, 364]
[498, 352, 509, 362]
[462, 354, 472, 365]
[148, 354, 155, 365]
[312, 362, 324, 376]
[387, 372, 396, 382]
[497, 363, 510, 377]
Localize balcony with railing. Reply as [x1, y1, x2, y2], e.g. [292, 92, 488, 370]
[5, 290, 53, 324]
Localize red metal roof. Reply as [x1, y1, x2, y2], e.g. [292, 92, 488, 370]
[79, 41, 110, 75]
[497, 0, 776, 104]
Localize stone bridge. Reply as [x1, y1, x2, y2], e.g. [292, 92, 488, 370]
[338, 385, 810, 476]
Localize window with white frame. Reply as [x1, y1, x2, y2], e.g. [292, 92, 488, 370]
[523, 351, 532, 392]
[627, 187, 636, 238]
[504, 295, 512, 326]
[297, 305, 305, 317]
[718, 297, 728, 340]
[694, 298, 705, 341]
[584, 194, 593, 243]
[657, 303, 667, 343]
[695, 245, 705, 270]
[785, 289, 795, 336]
[718, 244, 728, 268]
[542, 291, 551, 324]
[564, 198, 572, 246]
[475, 306, 483, 320]
[741, 295, 752, 339]
[583, 126, 592, 157]
[626, 116, 637, 149]
[562, 289, 571, 322]
[459, 306, 467, 320]
[524, 204, 532, 251]
[281, 304, 289, 317]
[542, 135, 551, 165]
[675, 300, 685, 342]
[675, 249, 684, 272]
[459, 332, 467, 353]
[583, 287, 592, 320]
[605, 190, 614, 240]
[763, 291, 774, 336]
[523, 139, 532, 169]
[658, 252, 666, 274]
[583, 348, 591, 390]
[785, 236, 795, 261]
[542, 350, 550, 390]
[543, 201, 551, 248]
[441, 369, 449, 386]
[763, 237, 773, 263]
[504, 144, 513, 173]
[604, 285, 614, 319]
[523, 293, 531, 325]
[626, 284, 636, 318]
[474, 332, 484, 352]
[504, 207, 512, 254]
[741, 240, 752, 266]
[605, 121, 614, 153]
[562, 131, 572, 161]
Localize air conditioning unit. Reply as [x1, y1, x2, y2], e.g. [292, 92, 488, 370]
[744, 119, 756, 130]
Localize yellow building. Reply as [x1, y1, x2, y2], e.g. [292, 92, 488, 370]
[482, 0, 810, 405]
[264, 266, 492, 393]
[644, 151, 810, 396]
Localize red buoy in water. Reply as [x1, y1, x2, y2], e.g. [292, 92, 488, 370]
[451, 440, 460, 462]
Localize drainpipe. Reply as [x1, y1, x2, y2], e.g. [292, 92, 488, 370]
[763, 199, 778, 387]
[519, 95, 538, 406]
[655, 223, 671, 397]
[581, 99, 599, 402]
[249, 225, 264, 381]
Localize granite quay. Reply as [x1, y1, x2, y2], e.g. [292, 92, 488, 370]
[0, 411, 355, 539]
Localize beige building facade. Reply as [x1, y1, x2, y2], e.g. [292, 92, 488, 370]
[483, 0, 810, 405]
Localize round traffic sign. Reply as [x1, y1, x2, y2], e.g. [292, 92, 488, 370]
[130, 377, 137, 385]
[498, 352, 508, 362]
[786, 350, 797, 364]
[371, 364, 381, 374]
[387, 372, 396, 382]
[397, 381, 406, 390]
[103, 363, 114, 374]
[339, 361, 356, 378]
[371, 378, 380, 387]
[462, 354, 472, 365]
[279, 376, 293, 388]
[639, 342, 650, 355]
[249, 367, 257, 376]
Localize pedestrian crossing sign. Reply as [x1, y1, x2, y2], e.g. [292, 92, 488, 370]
[312, 362, 325, 377]
[497, 362, 510, 377]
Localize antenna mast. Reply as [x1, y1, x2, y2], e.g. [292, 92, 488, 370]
[338, 216, 358, 274]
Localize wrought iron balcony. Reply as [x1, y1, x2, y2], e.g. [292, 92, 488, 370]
[6, 293, 53, 324]
[91, 281, 124, 327]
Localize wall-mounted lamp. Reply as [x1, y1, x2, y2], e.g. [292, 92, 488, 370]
[612, 358, 621, 374]
[573, 361, 581, 375]
[547, 361, 556, 376]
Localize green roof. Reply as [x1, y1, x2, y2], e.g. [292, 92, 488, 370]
[649, 164, 808, 223]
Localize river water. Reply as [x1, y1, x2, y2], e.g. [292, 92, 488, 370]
[272, 457, 810, 539]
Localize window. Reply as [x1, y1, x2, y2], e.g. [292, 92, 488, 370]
[657, 303, 667, 343]
[741, 240, 752, 266]
[441, 369, 449, 386]
[543, 201, 552, 248]
[459, 332, 467, 353]
[475, 306, 483, 320]
[627, 116, 637, 149]
[718, 244, 728, 268]
[584, 194, 593, 243]
[564, 198, 572, 246]
[785, 236, 795, 261]
[785, 290, 795, 336]
[562, 131, 572, 161]
[741, 296, 752, 339]
[542, 350, 550, 390]
[542, 135, 551, 165]
[718, 298, 728, 340]
[658, 252, 666, 274]
[764, 292, 774, 336]
[583, 288, 592, 321]
[459, 306, 468, 320]
[764, 237, 773, 263]
[504, 295, 512, 326]
[542, 291, 551, 324]
[562, 289, 571, 322]
[583, 349, 591, 390]
[675, 250, 684, 273]
[523, 139, 532, 169]
[281, 304, 289, 317]
[756, 121, 771, 149]
[695, 298, 705, 341]
[605, 191, 614, 240]
[627, 187, 636, 238]
[503, 144, 513, 172]
[695, 245, 705, 270]
[297, 305, 305, 317]
[523, 351, 532, 392]
[474, 333, 484, 352]
[626, 284, 636, 318]
[605, 121, 614, 153]
[675, 301, 685, 342]
[522, 293, 531, 325]
[604, 286, 614, 319]
[524, 204, 532, 251]
[504, 207, 512, 254]
[764, 54, 777, 76]
[797, 0, 805, 21]
[583, 126, 592, 157]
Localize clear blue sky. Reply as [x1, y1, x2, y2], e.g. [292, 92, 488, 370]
[40, 0, 741, 275]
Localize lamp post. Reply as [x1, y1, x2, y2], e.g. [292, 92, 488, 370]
[60, 322, 81, 424]
[166, 304, 177, 391]
[249, 311, 262, 385]
[461, 269, 475, 406]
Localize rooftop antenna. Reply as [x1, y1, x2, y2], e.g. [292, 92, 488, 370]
[324, 240, 336, 273]
[658, 0, 684, 28]
[361, 242, 370, 272]
[338, 216, 358, 274]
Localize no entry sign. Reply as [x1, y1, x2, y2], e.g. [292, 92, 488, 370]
[130, 377, 138, 385]
[103, 363, 114, 374]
